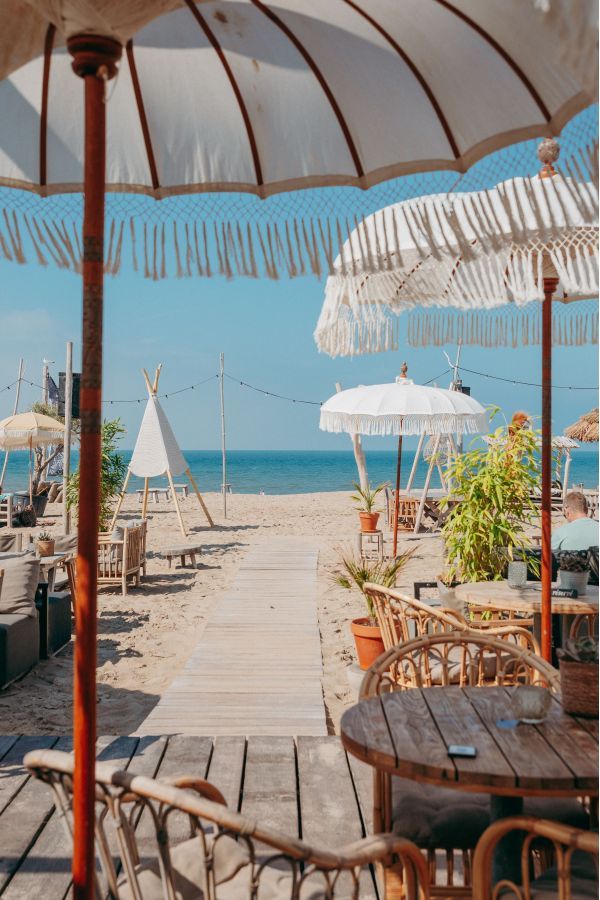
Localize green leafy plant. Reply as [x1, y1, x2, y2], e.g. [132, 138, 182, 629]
[557, 636, 598, 664]
[440, 410, 540, 583]
[556, 550, 590, 573]
[38, 530, 52, 542]
[333, 547, 415, 622]
[66, 418, 127, 531]
[350, 482, 388, 513]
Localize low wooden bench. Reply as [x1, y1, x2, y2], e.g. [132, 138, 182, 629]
[162, 544, 202, 568]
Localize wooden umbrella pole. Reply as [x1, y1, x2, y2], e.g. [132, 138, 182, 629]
[541, 277, 558, 663]
[67, 34, 121, 900]
[392, 432, 403, 558]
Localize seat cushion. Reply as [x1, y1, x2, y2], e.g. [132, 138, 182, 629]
[118, 832, 341, 900]
[53, 534, 78, 554]
[0, 552, 40, 616]
[499, 851, 598, 899]
[391, 779, 588, 850]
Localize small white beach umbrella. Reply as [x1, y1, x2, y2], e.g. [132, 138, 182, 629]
[0, 410, 65, 502]
[0, 410, 65, 450]
[320, 365, 487, 553]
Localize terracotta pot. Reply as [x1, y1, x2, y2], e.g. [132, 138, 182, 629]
[359, 511, 380, 533]
[37, 539, 55, 558]
[351, 617, 385, 670]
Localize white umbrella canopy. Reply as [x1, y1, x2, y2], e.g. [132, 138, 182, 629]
[320, 377, 487, 436]
[315, 166, 598, 356]
[0, 410, 65, 449]
[0, 0, 593, 197]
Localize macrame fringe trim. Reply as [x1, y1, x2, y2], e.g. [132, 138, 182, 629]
[319, 410, 488, 436]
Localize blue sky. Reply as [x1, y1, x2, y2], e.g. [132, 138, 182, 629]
[0, 256, 597, 451]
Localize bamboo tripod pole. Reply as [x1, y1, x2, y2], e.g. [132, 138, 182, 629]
[67, 33, 121, 900]
[108, 468, 132, 532]
[0, 357, 24, 491]
[142, 477, 150, 519]
[167, 469, 187, 536]
[186, 467, 214, 526]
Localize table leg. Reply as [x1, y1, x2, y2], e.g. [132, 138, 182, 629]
[490, 795, 524, 886]
[190, 553, 197, 568]
[180, 554, 185, 568]
[35, 583, 49, 660]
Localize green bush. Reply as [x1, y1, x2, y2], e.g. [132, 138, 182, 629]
[66, 418, 127, 531]
[440, 410, 540, 583]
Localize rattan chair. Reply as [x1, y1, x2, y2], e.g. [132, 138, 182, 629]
[25, 748, 430, 900]
[472, 816, 599, 899]
[365, 583, 539, 655]
[359, 633, 586, 899]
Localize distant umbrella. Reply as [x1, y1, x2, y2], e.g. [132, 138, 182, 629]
[565, 408, 599, 443]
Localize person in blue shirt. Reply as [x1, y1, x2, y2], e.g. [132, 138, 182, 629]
[551, 492, 599, 551]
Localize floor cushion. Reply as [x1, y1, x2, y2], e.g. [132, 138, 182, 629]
[0, 612, 39, 688]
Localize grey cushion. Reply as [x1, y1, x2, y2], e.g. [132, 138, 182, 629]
[499, 851, 598, 898]
[53, 534, 78, 554]
[0, 552, 40, 617]
[0, 534, 20, 552]
[391, 778, 588, 850]
[0, 613, 39, 688]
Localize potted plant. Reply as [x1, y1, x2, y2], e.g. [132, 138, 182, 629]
[440, 410, 541, 584]
[37, 530, 55, 557]
[556, 550, 590, 596]
[333, 548, 414, 669]
[557, 636, 598, 717]
[351, 482, 387, 533]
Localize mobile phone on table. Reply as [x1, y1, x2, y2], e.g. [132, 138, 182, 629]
[447, 744, 477, 758]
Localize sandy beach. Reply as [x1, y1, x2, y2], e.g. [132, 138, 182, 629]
[0, 490, 445, 735]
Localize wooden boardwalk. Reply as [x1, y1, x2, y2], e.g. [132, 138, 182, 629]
[139, 537, 327, 736]
[0, 734, 376, 899]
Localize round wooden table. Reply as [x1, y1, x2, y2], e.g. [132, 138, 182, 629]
[455, 580, 599, 616]
[341, 686, 598, 884]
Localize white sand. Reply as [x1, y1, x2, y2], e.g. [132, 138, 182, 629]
[0, 491, 444, 735]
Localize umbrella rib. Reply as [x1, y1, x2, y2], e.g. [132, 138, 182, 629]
[183, 0, 264, 187]
[433, 0, 551, 122]
[341, 0, 460, 161]
[39, 23, 56, 187]
[126, 41, 160, 191]
[248, 0, 365, 179]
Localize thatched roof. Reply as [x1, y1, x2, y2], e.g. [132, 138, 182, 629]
[565, 408, 599, 443]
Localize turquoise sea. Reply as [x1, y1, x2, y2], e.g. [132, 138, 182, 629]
[1, 449, 598, 495]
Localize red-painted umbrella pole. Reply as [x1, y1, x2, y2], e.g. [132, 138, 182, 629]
[67, 34, 121, 900]
[392, 434, 403, 557]
[541, 277, 558, 663]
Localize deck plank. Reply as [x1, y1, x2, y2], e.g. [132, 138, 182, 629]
[138, 538, 326, 735]
[1, 737, 139, 900]
[241, 736, 298, 838]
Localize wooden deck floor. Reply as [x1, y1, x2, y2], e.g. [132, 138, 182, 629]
[139, 537, 327, 736]
[0, 733, 376, 899]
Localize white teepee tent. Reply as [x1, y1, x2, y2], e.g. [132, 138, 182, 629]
[110, 366, 213, 535]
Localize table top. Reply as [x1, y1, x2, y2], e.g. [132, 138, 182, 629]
[162, 545, 202, 555]
[37, 553, 72, 566]
[341, 686, 599, 798]
[455, 580, 599, 615]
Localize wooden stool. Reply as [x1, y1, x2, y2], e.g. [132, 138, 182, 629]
[172, 484, 189, 499]
[357, 530, 384, 561]
[162, 545, 202, 568]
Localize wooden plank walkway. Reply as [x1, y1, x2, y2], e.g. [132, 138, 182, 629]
[0, 734, 376, 899]
[139, 537, 327, 735]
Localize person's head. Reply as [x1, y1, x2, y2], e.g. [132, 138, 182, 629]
[563, 491, 588, 522]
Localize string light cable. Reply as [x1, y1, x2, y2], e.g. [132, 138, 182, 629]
[460, 366, 598, 391]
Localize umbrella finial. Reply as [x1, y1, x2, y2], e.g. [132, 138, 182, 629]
[538, 137, 560, 178]
[400, 361, 408, 379]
